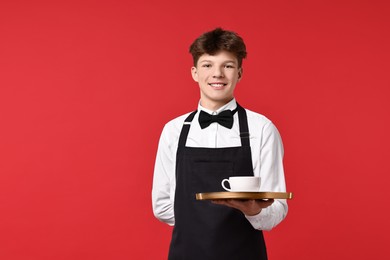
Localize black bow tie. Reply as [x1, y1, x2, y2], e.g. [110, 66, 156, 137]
[199, 110, 234, 129]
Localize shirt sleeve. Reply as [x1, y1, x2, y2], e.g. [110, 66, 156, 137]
[152, 124, 176, 226]
[245, 122, 288, 230]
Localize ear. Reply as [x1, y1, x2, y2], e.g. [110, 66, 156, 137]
[238, 67, 243, 81]
[191, 66, 199, 82]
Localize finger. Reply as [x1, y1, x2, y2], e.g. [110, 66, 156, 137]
[256, 199, 274, 208]
[221, 199, 253, 210]
[211, 200, 230, 206]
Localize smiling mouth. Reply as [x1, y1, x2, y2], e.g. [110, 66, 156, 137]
[208, 83, 227, 88]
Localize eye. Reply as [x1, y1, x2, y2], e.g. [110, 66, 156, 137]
[202, 64, 211, 68]
[224, 64, 235, 68]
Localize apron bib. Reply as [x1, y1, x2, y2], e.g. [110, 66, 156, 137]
[168, 104, 267, 260]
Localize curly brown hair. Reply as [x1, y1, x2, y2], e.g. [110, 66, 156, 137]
[189, 28, 247, 68]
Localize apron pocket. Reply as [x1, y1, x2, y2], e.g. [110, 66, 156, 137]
[191, 161, 234, 193]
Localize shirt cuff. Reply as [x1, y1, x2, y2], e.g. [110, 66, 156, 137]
[245, 209, 272, 231]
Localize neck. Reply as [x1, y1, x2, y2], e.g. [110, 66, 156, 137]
[200, 98, 234, 111]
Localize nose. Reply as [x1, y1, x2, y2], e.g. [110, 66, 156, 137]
[212, 67, 224, 78]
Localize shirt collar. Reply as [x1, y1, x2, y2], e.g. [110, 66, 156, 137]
[198, 98, 237, 115]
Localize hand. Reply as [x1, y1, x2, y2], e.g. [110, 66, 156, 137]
[211, 199, 274, 216]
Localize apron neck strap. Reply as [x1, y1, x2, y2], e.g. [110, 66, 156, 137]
[236, 103, 250, 147]
[178, 110, 197, 147]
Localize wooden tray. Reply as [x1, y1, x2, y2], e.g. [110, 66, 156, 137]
[196, 191, 293, 200]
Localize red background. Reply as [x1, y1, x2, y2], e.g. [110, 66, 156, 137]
[1, 0, 389, 259]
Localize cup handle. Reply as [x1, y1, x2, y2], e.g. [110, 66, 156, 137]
[221, 179, 231, 191]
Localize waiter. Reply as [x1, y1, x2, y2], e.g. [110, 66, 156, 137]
[152, 28, 288, 260]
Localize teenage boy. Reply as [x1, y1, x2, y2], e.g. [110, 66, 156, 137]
[152, 28, 288, 260]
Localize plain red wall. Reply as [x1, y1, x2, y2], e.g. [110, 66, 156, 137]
[1, 0, 389, 259]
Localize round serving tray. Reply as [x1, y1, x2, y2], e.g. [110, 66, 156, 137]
[196, 191, 293, 200]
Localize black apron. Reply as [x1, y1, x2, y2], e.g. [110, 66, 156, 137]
[168, 104, 267, 260]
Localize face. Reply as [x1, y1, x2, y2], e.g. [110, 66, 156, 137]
[191, 50, 242, 110]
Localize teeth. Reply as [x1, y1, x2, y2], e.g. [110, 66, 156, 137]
[210, 83, 225, 87]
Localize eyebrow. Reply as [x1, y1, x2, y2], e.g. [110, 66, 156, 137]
[199, 60, 237, 64]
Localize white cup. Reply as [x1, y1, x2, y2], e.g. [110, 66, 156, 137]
[221, 176, 261, 192]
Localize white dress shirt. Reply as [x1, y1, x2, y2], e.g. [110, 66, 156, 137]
[152, 98, 288, 231]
